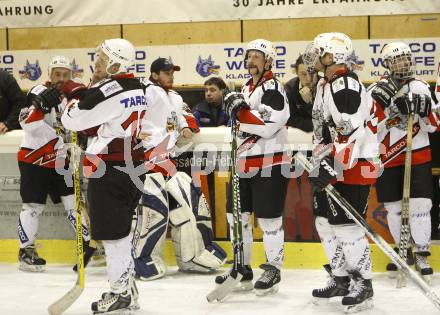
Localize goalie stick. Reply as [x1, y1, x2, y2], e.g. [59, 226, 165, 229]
[207, 81, 246, 303]
[294, 152, 440, 310]
[48, 130, 85, 315]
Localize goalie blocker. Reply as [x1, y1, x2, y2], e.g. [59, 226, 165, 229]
[133, 172, 227, 280]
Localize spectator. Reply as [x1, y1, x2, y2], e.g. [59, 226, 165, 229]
[193, 77, 229, 127]
[0, 70, 26, 133]
[284, 55, 317, 132]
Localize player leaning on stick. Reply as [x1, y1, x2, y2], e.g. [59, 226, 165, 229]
[17, 55, 94, 273]
[370, 42, 440, 279]
[215, 39, 290, 296]
[302, 32, 380, 312]
[61, 38, 146, 314]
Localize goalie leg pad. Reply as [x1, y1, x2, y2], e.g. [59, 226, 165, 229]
[166, 172, 226, 272]
[133, 173, 169, 281]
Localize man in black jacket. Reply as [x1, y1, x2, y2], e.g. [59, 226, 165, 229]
[193, 77, 229, 127]
[0, 70, 26, 132]
[284, 55, 317, 132]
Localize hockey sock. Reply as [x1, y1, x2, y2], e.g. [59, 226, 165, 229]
[258, 217, 284, 270]
[315, 216, 348, 276]
[18, 203, 45, 248]
[227, 212, 253, 265]
[62, 195, 91, 242]
[103, 233, 134, 294]
[409, 198, 432, 252]
[333, 224, 372, 279]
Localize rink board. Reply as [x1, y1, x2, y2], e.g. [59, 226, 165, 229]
[2, 239, 440, 272]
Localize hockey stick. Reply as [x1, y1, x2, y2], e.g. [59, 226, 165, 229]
[294, 152, 440, 311]
[48, 131, 85, 315]
[396, 93, 414, 288]
[207, 82, 245, 302]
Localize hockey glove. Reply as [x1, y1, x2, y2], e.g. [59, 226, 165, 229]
[371, 77, 400, 108]
[62, 80, 87, 100]
[224, 92, 250, 119]
[394, 93, 432, 117]
[308, 155, 341, 190]
[32, 86, 61, 114]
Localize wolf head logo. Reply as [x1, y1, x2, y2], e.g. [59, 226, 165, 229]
[19, 60, 42, 81]
[196, 55, 220, 78]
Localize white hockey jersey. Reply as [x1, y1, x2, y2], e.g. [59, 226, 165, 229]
[61, 74, 146, 172]
[140, 79, 188, 175]
[18, 83, 67, 168]
[372, 78, 440, 168]
[236, 71, 290, 173]
[312, 69, 380, 185]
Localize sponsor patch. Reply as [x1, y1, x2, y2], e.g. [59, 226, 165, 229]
[100, 81, 123, 97]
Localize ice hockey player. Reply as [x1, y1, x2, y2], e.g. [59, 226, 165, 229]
[215, 39, 290, 296]
[17, 55, 94, 273]
[370, 42, 440, 280]
[61, 38, 144, 314]
[302, 32, 379, 312]
[132, 57, 226, 281]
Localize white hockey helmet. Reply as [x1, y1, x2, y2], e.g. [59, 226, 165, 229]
[245, 39, 276, 66]
[303, 32, 353, 70]
[99, 38, 135, 74]
[48, 55, 72, 76]
[380, 42, 414, 79]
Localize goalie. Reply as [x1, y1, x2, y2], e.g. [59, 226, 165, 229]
[133, 57, 227, 280]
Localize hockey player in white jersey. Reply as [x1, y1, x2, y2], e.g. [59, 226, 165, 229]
[370, 42, 440, 279]
[214, 39, 290, 295]
[302, 32, 380, 312]
[133, 57, 226, 281]
[61, 38, 145, 314]
[17, 55, 93, 273]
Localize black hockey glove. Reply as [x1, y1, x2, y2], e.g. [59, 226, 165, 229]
[371, 77, 400, 108]
[308, 155, 342, 190]
[32, 86, 61, 114]
[224, 92, 250, 119]
[394, 93, 432, 117]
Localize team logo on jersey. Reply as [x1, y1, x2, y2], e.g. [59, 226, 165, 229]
[166, 111, 178, 132]
[260, 108, 272, 121]
[19, 60, 42, 81]
[71, 58, 84, 79]
[196, 55, 220, 77]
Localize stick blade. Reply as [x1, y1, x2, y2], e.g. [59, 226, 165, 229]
[206, 272, 243, 303]
[48, 285, 83, 315]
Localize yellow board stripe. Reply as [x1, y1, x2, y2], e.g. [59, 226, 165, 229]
[3, 239, 439, 272]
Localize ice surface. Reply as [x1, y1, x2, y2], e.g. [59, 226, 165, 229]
[1, 263, 439, 315]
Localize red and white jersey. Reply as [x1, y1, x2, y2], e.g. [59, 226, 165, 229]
[236, 71, 290, 173]
[18, 84, 67, 168]
[140, 80, 188, 175]
[312, 69, 380, 185]
[372, 78, 440, 168]
[61, 74, 146, 165]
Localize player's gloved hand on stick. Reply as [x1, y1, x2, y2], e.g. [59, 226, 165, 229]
[308, 155, 342, 190]
[224, 92, 250, 119]
[62, 80, 87, 100]
[371, 76, 400, 108]
[32, 86, 61, 114]
[394, 93, 432, 117]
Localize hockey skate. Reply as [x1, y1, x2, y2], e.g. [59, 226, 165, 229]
[73, 240, 97, 272]
[18, 245, 46, 272]
[215, 265, 253, 291]
[254, 264, 280, 296]
[415, 252, 433, 284]
[101, 279, 140, 311]
[342, 271, 374, 313]
[312, 264, 350, 305]
[92, 290, 135, 315]
[386, 247, 414, 279]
